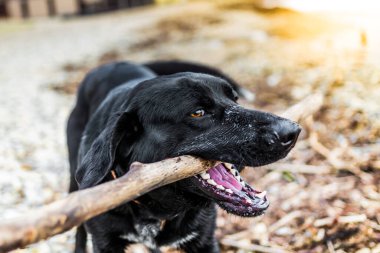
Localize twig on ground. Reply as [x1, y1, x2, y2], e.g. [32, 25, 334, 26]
[308, 131, 351, 171]
[221, 238, 293, 253]
[269, 210, 303, 233]
[314, 214, 367, 227]
[264, 163, 331, 174]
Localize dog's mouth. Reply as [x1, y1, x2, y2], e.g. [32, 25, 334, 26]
[192, 163, 269, 217]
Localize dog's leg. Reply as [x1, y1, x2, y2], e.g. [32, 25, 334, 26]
[74, 225, 87, 253]
[177, 206, 220, 253]
[86, 213, 135, 253]
[179, 237, 220, 253]
[92, 238, 130, 253]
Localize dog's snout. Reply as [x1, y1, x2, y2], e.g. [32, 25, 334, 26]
[272, 120, 301, 147]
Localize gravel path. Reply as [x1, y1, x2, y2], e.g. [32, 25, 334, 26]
[0, 5, 181, 252]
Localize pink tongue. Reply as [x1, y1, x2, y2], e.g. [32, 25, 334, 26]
[208, 164, 242, 191]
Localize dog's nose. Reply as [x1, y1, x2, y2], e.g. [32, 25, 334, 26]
[272, 120, 301, 147]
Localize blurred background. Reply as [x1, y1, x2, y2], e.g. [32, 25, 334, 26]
[0, 0, 379, 252]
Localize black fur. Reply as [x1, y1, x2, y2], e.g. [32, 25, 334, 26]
[67, 60, 300, 253]
[144, 60, 255, 102]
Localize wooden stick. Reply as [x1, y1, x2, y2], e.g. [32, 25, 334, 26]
[0, 93, 325, 252]
[279, 93, 324, 122]
[0, 156, 214, 252]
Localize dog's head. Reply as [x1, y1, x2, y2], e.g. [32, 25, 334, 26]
[76, 73, 300, 217]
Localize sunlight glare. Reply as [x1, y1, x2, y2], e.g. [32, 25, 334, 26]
[282, 0, 380, 13]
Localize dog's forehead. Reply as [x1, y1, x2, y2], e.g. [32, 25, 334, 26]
[131, 74, 234, 122]
[137, 73, 233, 101]
[177, 73, 233, 93]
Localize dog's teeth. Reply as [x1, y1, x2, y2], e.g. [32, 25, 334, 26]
[207, 179, 217, 186]
[217, 185, 225, 190]
[201, 173, 210, 180]
[232, 169, 239, 176]
[226, 189, 233, 194]
[224, 163, 232, 170]
[256, 191, 267, 199]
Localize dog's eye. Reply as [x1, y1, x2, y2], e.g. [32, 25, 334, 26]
[190, 109, 205, 118]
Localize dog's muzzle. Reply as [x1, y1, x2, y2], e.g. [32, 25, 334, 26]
[192, 162, 269, 217]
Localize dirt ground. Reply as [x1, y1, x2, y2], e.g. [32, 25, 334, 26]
[2, 1, 380, 252]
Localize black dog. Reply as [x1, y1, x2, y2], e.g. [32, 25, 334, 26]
[67, 60, 300, 253]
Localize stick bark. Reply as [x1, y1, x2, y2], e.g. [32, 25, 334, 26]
[0, 93, 324, 252]
[0, 156, 214, 252]
[279, 93, 324, 122]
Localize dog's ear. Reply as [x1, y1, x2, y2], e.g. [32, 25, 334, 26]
[76, 111, 140, 189]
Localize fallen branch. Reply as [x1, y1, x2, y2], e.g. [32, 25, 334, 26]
[0, 156, 214, 252]
[0, 93, 325, 252]
[279, 93, 324, 122]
